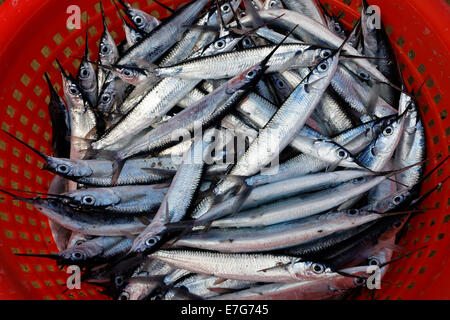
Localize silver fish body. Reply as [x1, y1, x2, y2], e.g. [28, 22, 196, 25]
[151, 250, 334, 283]
[62, 184, 168, 215]
[210, 176, 389, 228]
[153, 44, 323, 80]
[177, 208, 394, 252]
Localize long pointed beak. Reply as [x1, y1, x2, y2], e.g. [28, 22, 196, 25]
[1, 130, 49, 161]
[15, 253, 60, 260]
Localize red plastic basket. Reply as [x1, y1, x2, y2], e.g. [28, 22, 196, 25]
[0, 0, 448, 300]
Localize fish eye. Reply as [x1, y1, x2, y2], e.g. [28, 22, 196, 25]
[270, 0, 277, 7]
[383, 126, 394, 136]
[246, 70, 256, 79]
[243, 38, 251, 46]
[354, 177, 365, 183]
[312, 263, 325, 274]
[334, 24, 342, 33]
[393, 221, 403, 229]
[71, 252, 84, 260]
[359, 71, 370, 80]
[118, 292, 130, 300]
[122, 69, 134, 77]
[115, 275, 124, 287]
[101, 93, 112, 103]
[354, 277, 366, 286]
[368, 257, 380, 266]
[133, 15, 144, 26]
[101, 43, 110, 54]
[57, 164, 69, 173]
[276, 79, 285, 89]
[214, 39, 226, 49]
[393, 195, 403, 204]
[80, 68, 90, 78]
[221, 3, 230, 13]
[68, 86, 79, 95]
[145, 236, 159, 247]
[337, 149, 347, 159]
[82, 195, 95, 205]
[318, 62, 328, 72]
[348, 209, 359, 216]
[135, 35, 142, 42]
[320, 50, 331, 58]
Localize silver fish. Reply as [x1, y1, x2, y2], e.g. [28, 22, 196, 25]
[176, 208, 405, 252]
[210, 267, 368, 300]
[151, 250, 335, 282]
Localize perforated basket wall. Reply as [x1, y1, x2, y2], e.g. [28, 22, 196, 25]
[0, 0, 448, 300]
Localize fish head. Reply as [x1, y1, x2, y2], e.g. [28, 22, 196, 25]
[67, 232, 93, 248]
[118, 275, 161, 300]
[240, 36, 254, 49]
[97, 81, 120, 115]
[78, 60, 96, 84]
[287, 46, 334, 70]
[226, 63, 265, 93]
[370, 115, 405, 159]
[264, 0, 283, 10]
[77, 60, 97, 94]
[291, 261, 334, 280]
[331, 144, 360, 168]
[219, 0, 239, 20]
[130, 217, 167, 254]
[66, 188, 121, 208]
[131, 232, 163, 254]
[390, 214, 409, 230]
[58, 249, 88, 264]
[208, 0, 243, 25]
[403, 101, 421, 131]
[385, 189, 412, 211]
[99, 31, 119, 66]
[249, 0, 263, 10]
[328, 19, 347, 39]
[314, 139, 358, 168]
[60, 71, 85, 111]
[369, 115, 396, 139]
[124, 23, 144, 45]
[303, 52, 340, 93]
[108, 64, 148, 86]
[368, 183, 414, 212]
[45, 157, 93, 178]
[57, 241, 102, 264]
[202, 34, 243, 56]
[32, 197, 64, 217]
[350, 176, 371, 186]
[398, 91, 414, 114]
[271, 74, 291, 98]
[124, 4, 160, 33]
[335, 266, 370, 287]
[341, 208, 374, 219]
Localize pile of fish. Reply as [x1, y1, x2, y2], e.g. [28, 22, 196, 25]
[2, 0, 448, 300]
